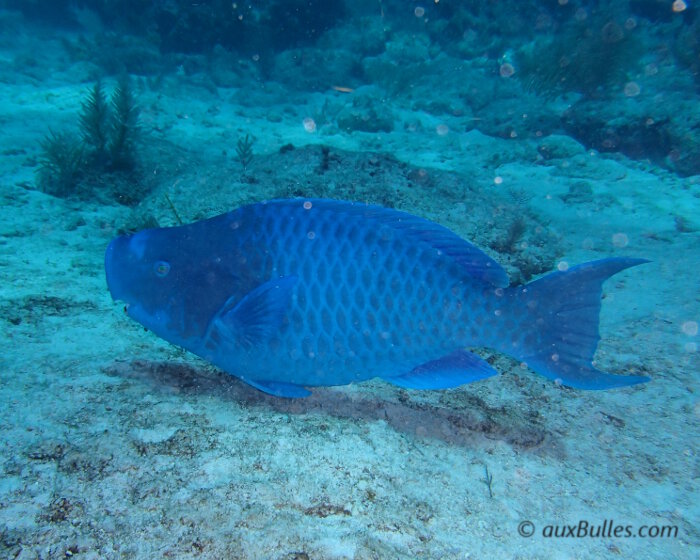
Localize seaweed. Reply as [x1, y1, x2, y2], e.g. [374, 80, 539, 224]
[235, 133, 255, 172]
[108, 75, 140, 171]
[517, 17, 637, 98]
[78, 80, 109, 164]
[490, 215, 527, 255]
[483, 464, 494, 498]
[37, 130, 85, 197]
[36, 77, 143, 203]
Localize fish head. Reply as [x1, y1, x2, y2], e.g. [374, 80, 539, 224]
[105, 228, 191, 339]
[105, 219, 258, 345]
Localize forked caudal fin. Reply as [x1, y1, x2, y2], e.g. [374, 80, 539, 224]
[502, 258, 651, 390]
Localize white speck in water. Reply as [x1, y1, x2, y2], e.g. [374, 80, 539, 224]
[436, 124, 449, 136]
[499, 63, 515, 78]
[557, 261, 569, 272]
[673, 0, 687, 13]
[612, 232, 629, 248]
[303, 117, 316, 133]
[307, 231, 315, 240]
[303, 201, 312, 210]
[624, 82, 641, 97]
[682, 321, 698, 336]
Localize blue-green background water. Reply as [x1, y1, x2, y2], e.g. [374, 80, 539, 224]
[0, 1, 698, 558]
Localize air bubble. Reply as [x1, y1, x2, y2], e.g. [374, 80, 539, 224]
[612, 232, 629, 248]
[303, 117, 316, 133]
[500, 63, 515, 78]
[682, 321, 698, 336]
[624, 82, 640, 97]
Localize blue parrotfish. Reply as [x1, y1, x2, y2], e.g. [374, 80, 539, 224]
[104, 198, 650, 397]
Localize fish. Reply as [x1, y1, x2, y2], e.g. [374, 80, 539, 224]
[104, 198, 650, 398]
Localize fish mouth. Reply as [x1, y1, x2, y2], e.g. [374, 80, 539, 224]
[104, 236, 129, 303]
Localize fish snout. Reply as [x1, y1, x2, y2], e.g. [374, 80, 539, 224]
[104, 236, 132, 303]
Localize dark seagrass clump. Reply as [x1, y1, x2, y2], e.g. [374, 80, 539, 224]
[37, 76, 144, 204]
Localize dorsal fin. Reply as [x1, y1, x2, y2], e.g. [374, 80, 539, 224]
[264, 198, 509, 288]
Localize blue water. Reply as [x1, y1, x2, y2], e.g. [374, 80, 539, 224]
[0, 1, 698, 558]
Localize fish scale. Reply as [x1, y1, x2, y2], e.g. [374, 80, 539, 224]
[105, 198, 650, 397]
[269, 205, 454, 369]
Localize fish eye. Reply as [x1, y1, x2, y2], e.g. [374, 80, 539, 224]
[153, 261, 171, 278]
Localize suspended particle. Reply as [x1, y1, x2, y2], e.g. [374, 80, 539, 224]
[303, 118, 316, 133]
[500, 63, 515, 78]
[612, 232, 629, 248]
[624, 82, 641, 97]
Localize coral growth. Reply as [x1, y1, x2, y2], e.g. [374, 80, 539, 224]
[517, 17, 637, 98]
[37, 77, 142, 203]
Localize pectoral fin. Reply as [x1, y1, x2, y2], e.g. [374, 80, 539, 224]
[205, 275, 297, 350]
[386, 350, 497, 389]
[245, 378, 312, 398]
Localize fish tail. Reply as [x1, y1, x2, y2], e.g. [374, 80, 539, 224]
[501, 258, 651, 389]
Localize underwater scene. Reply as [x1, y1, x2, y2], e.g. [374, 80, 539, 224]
[0, 0, 698, 558]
